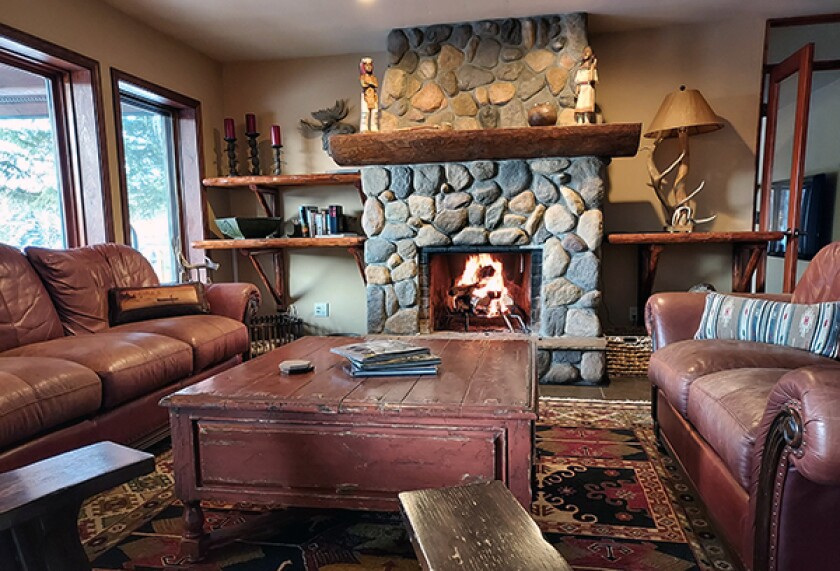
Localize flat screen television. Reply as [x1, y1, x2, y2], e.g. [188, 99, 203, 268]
[767, 173, 835, 260]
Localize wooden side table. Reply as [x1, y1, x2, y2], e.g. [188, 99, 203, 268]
[607, 231, 784, 325]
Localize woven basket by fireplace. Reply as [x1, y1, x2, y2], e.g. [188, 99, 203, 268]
[246, 311, 303, 359]
[606, 336, 653, 377]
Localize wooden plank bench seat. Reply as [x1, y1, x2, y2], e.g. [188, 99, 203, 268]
[0, 441, 154, 571]
[398, 480, 572, 571]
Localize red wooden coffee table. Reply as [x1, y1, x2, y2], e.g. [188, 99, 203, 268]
[161, 336, 536, 560]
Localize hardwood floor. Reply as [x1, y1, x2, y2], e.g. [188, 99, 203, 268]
[539, 376, 651, 401]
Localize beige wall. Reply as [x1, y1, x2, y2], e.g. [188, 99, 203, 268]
[3, 0, 225, 243]
[221, 54, 385, 333]
[593, 18, 766, 328]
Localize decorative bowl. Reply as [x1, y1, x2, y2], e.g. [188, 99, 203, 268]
[527, 102, 558, 126]
[215, 217, 284, 239]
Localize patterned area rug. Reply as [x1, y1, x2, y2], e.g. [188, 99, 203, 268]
[80, 398, 742, 570]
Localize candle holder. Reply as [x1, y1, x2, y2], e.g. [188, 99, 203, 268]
[246, 131, 260, 175]
[224, 137, 239, 176]
[272, 144, 283, 175]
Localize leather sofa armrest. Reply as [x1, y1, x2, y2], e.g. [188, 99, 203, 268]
[645, 292, 708, 350]
[755, 365, 840, 487]
[204, 282, 260, 323]
[645, 291, 794, 350]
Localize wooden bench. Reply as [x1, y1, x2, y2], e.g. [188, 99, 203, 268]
[398, 480, 572, 571]
[0, 441, 154, 571]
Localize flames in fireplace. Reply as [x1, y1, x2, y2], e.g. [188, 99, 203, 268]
[428, 249, 532, 334]
[448, 254, 513, 317]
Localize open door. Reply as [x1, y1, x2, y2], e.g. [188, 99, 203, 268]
[757, 43, 814, 292]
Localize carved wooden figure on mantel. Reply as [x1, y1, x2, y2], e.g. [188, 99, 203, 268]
[359, 57, 380, 132]
[574, 46, 598, 124]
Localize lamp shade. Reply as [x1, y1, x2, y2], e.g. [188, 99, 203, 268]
[644, 86, 723, 139]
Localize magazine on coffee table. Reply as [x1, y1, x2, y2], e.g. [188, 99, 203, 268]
[330, 339, 431, 364]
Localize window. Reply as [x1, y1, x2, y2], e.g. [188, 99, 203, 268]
[0, 62, 67, 248]
[0, 23, 111, 248]
[112, 70, 204, 284]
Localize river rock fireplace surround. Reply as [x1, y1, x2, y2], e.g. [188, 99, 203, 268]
[329, 14, 641, 385]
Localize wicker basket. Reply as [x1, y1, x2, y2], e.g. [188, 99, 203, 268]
[606, 336, 653, 378]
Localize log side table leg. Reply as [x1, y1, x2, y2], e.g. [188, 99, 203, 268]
[179, 500, 207, 562]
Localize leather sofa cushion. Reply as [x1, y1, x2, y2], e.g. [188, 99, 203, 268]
[0, 244, 64, 352]
[26, 243, 159, 335]
[112, 315, 248, 372]
[686, 369, 783, 490]
[649, 338, 835, 416]
[0, 357, 101, 449]
[2, 332, 191, 409]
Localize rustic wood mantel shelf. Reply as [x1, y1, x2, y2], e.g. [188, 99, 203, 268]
[193, 237, 366, 308]
[328, 123, 642, 166]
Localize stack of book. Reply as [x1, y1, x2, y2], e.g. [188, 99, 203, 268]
[331, 339, 441, 377]
[298, 204, 357, 238]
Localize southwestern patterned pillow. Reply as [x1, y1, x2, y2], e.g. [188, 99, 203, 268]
[695, 292, 840, 358]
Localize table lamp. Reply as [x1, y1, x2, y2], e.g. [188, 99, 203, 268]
[644, 85, 723, 232]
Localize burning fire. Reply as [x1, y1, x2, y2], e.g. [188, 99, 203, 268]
[450, 253, 513, 317]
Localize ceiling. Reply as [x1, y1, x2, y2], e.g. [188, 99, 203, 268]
[98, 0, 840, 62]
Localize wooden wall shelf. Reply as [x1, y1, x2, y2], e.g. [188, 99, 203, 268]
[193, 237, 366, 308]
[193, 237, 365, 250]
[202, 172, 360, 188]
[328, 123, 641, 166]
[197, 173, 366, 309]
[607, 231, 785, 324]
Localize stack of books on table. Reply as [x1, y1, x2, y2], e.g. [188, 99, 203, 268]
[330, 339, 441, 377]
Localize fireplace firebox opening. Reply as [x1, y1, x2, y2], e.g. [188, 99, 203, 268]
[424, 248, 538, 334]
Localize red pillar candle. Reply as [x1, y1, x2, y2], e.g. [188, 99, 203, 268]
[271, 125, 282, 146]
[224, 117, 235, 139]
[245, 113, 257, 134]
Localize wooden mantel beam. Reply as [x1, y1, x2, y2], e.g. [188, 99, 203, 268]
[328, 123, 641, 166]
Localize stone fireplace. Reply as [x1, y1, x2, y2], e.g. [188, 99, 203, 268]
[330, 13, 641, 385]
[360, 155, 608, 383]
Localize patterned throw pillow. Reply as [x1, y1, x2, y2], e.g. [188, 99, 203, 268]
[695, 292, 840, 358]
[109, 283, 209, 325]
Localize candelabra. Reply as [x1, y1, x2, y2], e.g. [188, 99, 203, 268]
[272, 144, 283, 175]
[224, 137, 239, 176]
[246, 131, 260, 175]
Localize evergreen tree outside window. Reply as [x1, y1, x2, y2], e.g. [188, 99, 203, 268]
[0, 63, 67, 248]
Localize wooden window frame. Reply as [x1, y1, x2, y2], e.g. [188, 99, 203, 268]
[0, 22, 112, 246]
[111, 69, 205, 268]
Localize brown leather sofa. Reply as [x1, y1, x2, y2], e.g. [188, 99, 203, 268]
[0, 242, 259, 473]
[646, 242, 840, 571]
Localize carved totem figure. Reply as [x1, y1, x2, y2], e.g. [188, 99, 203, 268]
[574, 46, 598, 124]
[359, 57, 379, 132]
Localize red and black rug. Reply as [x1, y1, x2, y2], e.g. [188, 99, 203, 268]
[80, 398, 741, 570]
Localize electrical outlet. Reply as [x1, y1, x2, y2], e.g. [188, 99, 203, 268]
[628, 306, 638, 324]
[314, 302, 329, 318]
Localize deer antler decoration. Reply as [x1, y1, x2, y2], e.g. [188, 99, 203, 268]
[643, 86, 724, 232]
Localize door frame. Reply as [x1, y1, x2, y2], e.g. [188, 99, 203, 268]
[756, 43, 814, 292]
